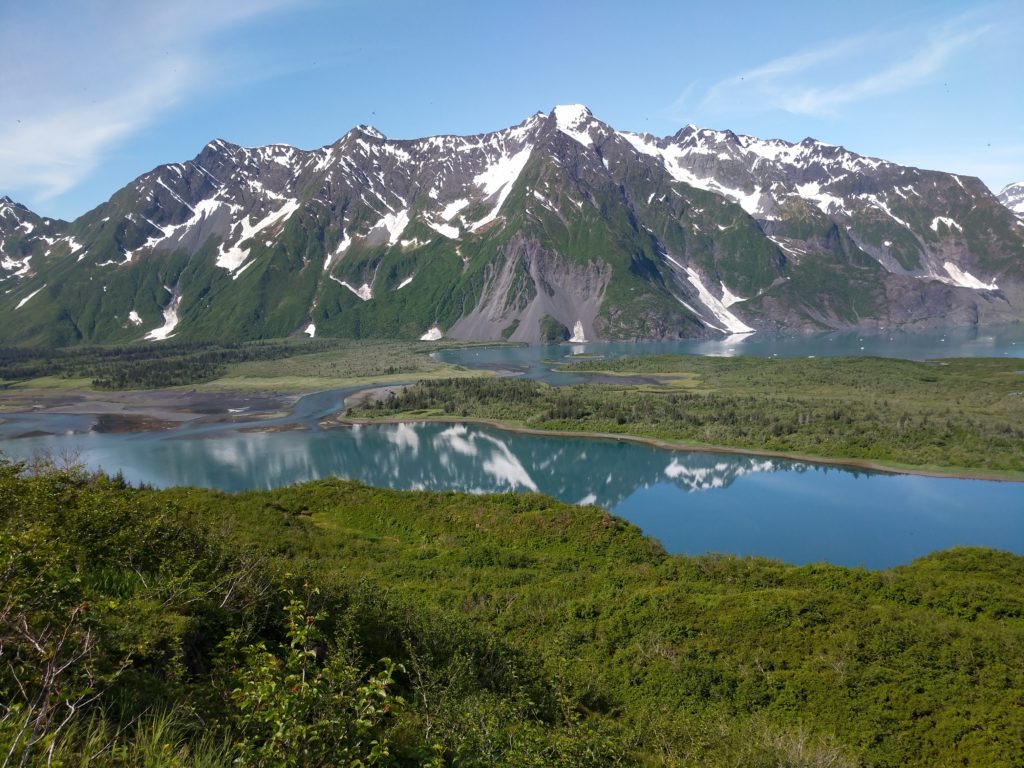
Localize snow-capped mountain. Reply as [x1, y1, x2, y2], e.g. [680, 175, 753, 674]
[2, 106, 1022, 346]
[998, 182, 1024, 217]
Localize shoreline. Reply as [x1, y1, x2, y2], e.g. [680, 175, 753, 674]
[3, 384, 1022, 484]
[329, 414, 1024, 483]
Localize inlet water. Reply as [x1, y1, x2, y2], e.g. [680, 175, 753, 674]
[1, 416, 1020, 569]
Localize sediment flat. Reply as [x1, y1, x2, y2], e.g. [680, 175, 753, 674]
[0, 387, 299, 424]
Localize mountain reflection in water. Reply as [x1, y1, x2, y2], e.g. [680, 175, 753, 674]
[3, 418, 1018, 569]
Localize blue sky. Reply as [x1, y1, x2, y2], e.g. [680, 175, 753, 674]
[1, 0, 1021, 220]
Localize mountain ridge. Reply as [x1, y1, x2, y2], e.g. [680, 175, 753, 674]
[2, 105, 1023, 346]
[999, 182, 1024, 217]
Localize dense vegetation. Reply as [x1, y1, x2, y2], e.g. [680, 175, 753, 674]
[0, 339, 344, 389]
[0, 339, 476, 392]
[2, 458, 1022, 765]
[353, 355, 1024, 474]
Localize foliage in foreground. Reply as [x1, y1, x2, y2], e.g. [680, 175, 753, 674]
[354, 355, 1024, 472]
[1, 458, 1022, 766]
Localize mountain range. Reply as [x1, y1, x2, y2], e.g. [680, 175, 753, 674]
[2, 105, 1023, 346]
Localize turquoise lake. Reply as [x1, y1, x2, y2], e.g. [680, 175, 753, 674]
[2, 327, 1022, 568]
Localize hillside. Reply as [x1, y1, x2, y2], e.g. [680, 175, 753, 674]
[2, 459, 1022, 766]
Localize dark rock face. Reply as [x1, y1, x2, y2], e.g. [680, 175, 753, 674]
[2, 106, 1023, 346]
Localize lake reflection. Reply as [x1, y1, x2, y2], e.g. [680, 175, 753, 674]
[2, 419, 1020, 569]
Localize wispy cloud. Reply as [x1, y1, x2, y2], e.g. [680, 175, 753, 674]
[0, 0, 298, 204]
[697, 14, 990, 119]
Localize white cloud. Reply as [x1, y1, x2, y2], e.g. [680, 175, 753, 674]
[0, 1, 298, 202]
[702, 32, 869, 108]
[698, 16, 990, 119]
[780, 26, 989, 116]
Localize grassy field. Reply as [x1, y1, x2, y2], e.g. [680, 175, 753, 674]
[350, 355, 1024, 476]
[199, 340, 490, 391]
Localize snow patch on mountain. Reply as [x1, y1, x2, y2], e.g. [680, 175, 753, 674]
[720, 283, 746, 307]
[419, 325, 443, 341]
[553, 104, 595, 148]
[441, 198, 470, 221]
[145, 286, 181, 340]
[304, 322, 316, 338]
[425, 219, 460, 238]
[998, 182, 1024, 216]
[216, 199, 299, 274]
[931, 216, 962, 232]
[737, 137, 791, 163]
[324, 232, 351, 271]
[684, 268, 755, 334]
[794, 181, 846, 215]
[333, 277, 372, 300]
[866, 197, 913, 230]
[396, 274, 414, 290]
[941, 262, 997, 291]
[715, 183, 765, 216]
[124, 200, 222, 262]
[128, 310, 142, 326]
[471, 145, 533, 229]
[619, 132, 697, 184]
[619, 132, 768, 216]
[376, 209, 410, 245]
[568, 320, 586, 343]
[1, 254, 32, 276]
[155, 178, 193, 211]
[358, 125, 386, 140]
[15, 284, 45, 310]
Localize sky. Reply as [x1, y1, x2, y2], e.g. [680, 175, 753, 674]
[1, 0, 1021, 221]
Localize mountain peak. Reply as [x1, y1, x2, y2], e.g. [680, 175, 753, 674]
[0, 196, 26, 217]
[355, 124, 386, 140]
[204, 138, 236, 151]
[551, 104, 601, 147]
[197, 138, 245, 162]
[552, 104, 592, 123]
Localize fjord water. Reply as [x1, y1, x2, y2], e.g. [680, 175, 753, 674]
[436, 325, 1024, 383]
[1, 414, 1021, 569]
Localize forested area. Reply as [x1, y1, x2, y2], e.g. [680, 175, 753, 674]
[0, 339, 344, 389]
[355, 356, 1024, 473]
[2, 457, 1022, 766]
